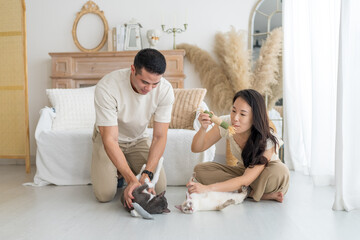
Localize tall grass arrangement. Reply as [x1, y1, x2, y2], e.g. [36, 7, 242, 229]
[252, 27, 283, 109]
[176, 43, 234, 115]
[177, 27, 283, 113]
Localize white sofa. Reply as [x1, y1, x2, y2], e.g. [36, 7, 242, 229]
[33, 102, 215, 186]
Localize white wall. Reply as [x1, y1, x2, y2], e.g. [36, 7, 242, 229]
[25, 0, 256, 162]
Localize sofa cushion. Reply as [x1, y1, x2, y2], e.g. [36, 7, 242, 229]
[149, 88, 207, 130]
[32, 107, 216, 186]
[46, 86, 95, 130]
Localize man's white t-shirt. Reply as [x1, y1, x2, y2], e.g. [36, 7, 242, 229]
[94, 68, 174, 143]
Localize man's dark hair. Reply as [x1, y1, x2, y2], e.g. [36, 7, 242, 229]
[133, 48, 166, 75]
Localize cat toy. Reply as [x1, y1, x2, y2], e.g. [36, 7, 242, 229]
[202, 110, 235, 136]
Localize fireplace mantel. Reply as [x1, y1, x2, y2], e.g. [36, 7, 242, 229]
[49, 50, 185, 89]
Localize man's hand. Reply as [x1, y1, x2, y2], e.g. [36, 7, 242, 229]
[139, 174, 156, 195]
[186, 179, 210, 194]
[123, 180, 141, 208]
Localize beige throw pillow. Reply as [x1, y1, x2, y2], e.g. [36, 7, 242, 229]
[148, 88, 207, 129]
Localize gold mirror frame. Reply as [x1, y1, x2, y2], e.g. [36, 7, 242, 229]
[72, 1, 108, 52]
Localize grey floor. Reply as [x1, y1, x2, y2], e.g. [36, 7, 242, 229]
[0, 165, 359, 240]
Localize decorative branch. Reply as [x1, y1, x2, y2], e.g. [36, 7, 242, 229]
[214, 27, 252, 92]
[268, 53, 283, 109]
[252, 27, 283, 107]
[177, 27, 283, 113]
[176, 43, 234, 115]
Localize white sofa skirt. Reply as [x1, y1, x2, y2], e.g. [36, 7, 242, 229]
[32, 107, 215, 186]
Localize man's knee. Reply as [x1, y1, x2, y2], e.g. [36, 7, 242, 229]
[93, 186, 117, 203]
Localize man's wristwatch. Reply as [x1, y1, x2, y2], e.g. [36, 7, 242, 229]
[141, 170, 154, 181]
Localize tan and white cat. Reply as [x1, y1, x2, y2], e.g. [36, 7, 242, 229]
[176, 183, 248, 214]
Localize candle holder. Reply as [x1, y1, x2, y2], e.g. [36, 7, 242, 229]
[161, 24, 188, 49]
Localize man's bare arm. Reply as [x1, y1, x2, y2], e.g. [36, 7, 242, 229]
[139, 121, 169, 184]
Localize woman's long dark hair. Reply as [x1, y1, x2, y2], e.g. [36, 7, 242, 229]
[233, 89, 278, 168]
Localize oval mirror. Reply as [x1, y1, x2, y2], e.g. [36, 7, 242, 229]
[72, 1, 108, 52]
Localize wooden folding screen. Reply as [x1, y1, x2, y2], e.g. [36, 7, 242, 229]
[0, 0, 30, 173]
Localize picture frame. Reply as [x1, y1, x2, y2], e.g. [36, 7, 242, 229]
[124, 23, 142, 50]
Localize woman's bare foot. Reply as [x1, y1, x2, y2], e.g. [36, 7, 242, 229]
[261, 192, 284, 203]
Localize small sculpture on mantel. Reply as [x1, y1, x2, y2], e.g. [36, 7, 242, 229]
[146, 29, 162, 49]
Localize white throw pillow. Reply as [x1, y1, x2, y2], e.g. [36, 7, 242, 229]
[46, 86, 96, 130]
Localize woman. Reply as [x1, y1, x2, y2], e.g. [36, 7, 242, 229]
[188, 89, 289, 202]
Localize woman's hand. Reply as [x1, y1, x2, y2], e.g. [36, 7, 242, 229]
[198, 112, 213, 131]
[186, 180, 210, 194]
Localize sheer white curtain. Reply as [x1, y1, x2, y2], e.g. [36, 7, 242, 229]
[283, 0, 360, 211]
[283, 0, 340, 183]
[333, 0, 360, 211]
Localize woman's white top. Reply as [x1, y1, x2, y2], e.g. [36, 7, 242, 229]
[219, 115, 284, 167]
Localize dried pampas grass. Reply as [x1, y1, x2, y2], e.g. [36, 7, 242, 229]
[177, 27, 283, 113]
[267, 54, 283, 109]
[252, 27, 283, 109]
[214, 27, 252, 92]
[176, 43, 234, 115]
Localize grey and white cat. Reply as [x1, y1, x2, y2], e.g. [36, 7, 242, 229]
[175, 186, 248, 214]
[121, 157, 170, 219]
[122, 183, 170, 214]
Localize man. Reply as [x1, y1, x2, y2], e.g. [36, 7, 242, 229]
[91, 48, 174, 208]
